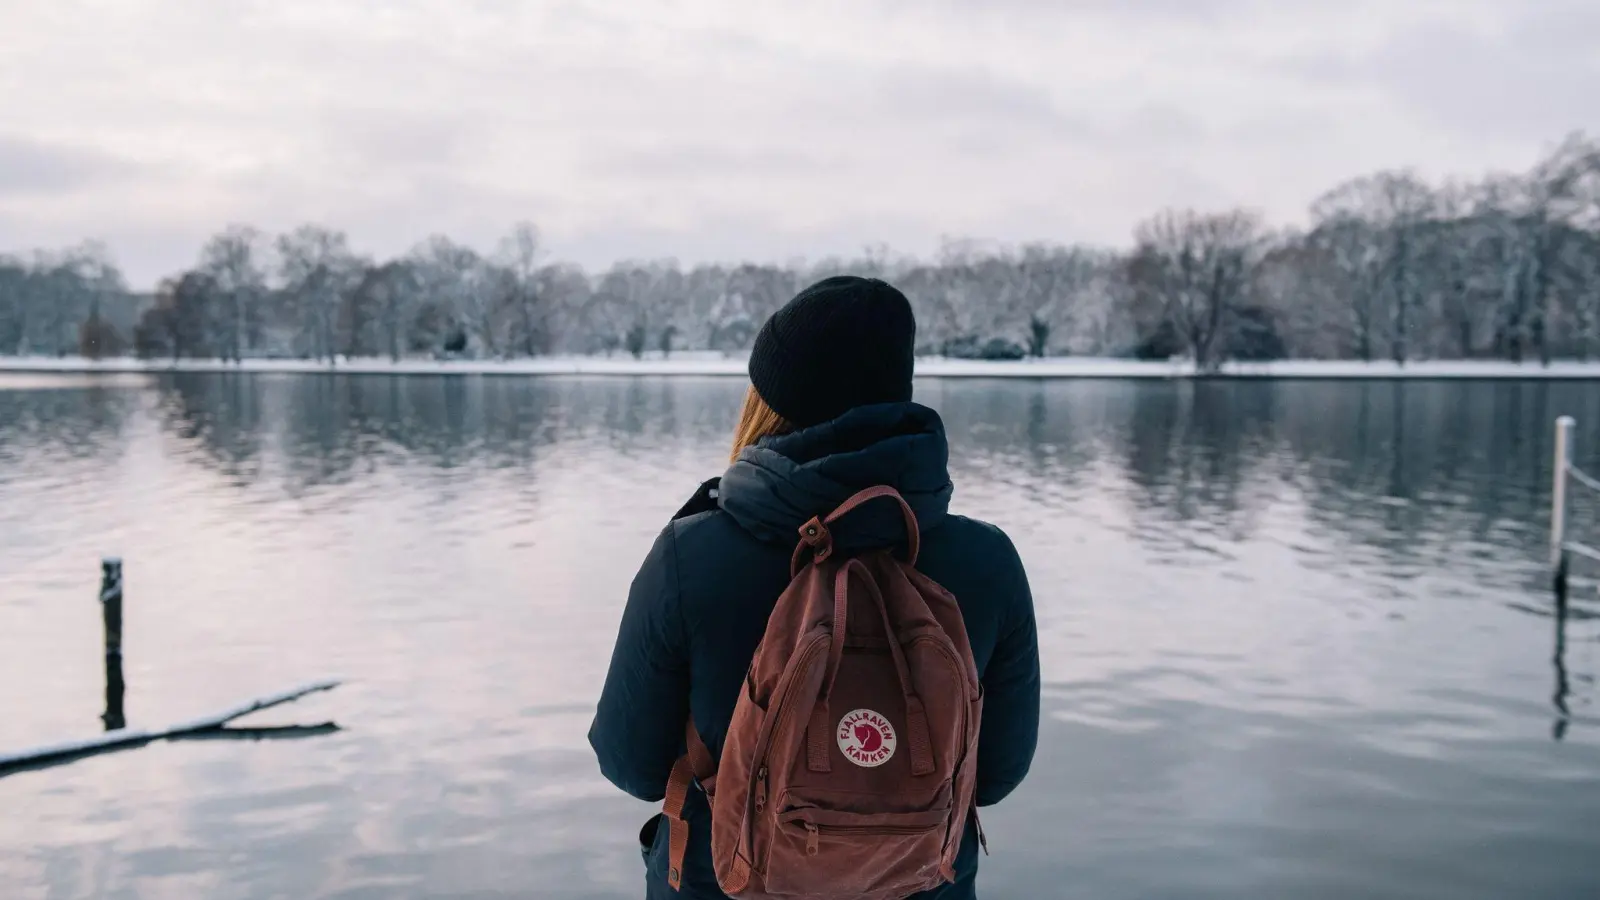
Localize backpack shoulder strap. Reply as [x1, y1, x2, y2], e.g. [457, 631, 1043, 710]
[662, 721, 716, 891]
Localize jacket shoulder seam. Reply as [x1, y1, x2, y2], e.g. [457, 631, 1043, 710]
[665, 519, 690, 656]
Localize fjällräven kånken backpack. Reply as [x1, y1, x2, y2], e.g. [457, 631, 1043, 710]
[660, 485, 985, 899]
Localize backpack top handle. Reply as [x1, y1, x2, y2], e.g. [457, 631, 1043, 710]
[790, 485, 921, 576]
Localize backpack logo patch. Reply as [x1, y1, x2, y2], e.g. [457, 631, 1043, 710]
[837, 709, 897, 768]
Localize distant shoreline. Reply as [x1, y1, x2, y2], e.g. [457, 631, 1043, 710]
[5, 355, 1600, 381]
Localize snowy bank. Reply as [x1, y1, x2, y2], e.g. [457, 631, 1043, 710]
[3, 355, 1600, 380]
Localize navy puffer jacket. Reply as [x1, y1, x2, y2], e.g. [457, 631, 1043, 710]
[589, 401, 1041, 900]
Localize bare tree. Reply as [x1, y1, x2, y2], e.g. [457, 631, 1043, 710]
[361, 260, 421, 362]
[584, 265, 633, 356]
[1518, 133, 1600, 364]
[11, 243, 130, 360]
[1412, 182, 1488, 359]
[1010, 243, 1109, 357]
[7, 244, 126, 357]
[277, 225, 366, 363]
[659, 263, 725, 356]
[0, 255, 29, 354]
[1250, 235, 1330, 359]
[585, 260, 678, 357]
[1127, 208, 1264, 371]
[336, 259, 418, 359]
[199, 225, 270, 362]
[410, 235, 498, 357]
[1569, 230, 1600, 359]
[11, 127, 1600, 368]
[702, 263, 794, 353]
[1311, 170, 1436, 364]
[134, 270, 219, 361]
[494, 222, 551, 357]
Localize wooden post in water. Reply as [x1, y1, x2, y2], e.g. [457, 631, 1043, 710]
[0, 558, 344, 772]
[100, 557, 126, 731]
[1552, 417, 1573, 597]
[1553, 548, 1570, 741]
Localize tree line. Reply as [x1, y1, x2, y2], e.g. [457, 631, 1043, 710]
[2, 131, 1596, 369]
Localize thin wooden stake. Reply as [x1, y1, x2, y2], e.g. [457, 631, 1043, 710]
[100, 557, 126, 731]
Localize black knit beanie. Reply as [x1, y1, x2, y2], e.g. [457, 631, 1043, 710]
[747, 275, 917, 428]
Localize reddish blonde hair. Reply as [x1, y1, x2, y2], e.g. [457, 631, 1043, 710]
[730, 385, 791, 463]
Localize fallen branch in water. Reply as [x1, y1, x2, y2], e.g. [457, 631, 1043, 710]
[0, 723, 342, 778]
[159, 679, 342, 734]
[0, 678, 342, 773]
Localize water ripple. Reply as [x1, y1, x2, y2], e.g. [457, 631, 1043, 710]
[2, 375, 1599, 898]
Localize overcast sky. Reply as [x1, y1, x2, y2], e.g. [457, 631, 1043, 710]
[2, 0, 1596, 287]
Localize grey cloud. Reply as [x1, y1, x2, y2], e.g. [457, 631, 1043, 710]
[548, 160, 1236, 271]
[3, 168, 561, 285]
[1220, 109, 1333, 147]
[581, 58, 1114, 179]
[228, 168, 559, 258]
[0, 135, 138, 195]
[584, 145, 842, 180]
[1049, 0, 1239, 16]
[3, 0, 1586, 287]
[872, 64, 1094, 139]
[1114, 105, 1207, 146]
[873, 0, 1255, 23]
[317, 107, 482, 172]
[541, 0, 645, 38]
[331, 173, 561, 255]
[552, 210, 949, 272]
[0, 208, 208, 283]
[1507, 0, 1600, 58]
[940, 103, 1207, 163]
[1279, 3, 1599, 139]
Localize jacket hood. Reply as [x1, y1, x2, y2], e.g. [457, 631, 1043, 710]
[718, 401, 953, 549]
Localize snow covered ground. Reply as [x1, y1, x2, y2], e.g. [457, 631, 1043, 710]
[4, 354, 1600, 379]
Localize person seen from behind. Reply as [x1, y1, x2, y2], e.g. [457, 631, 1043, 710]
[589, 275, 1041, 899]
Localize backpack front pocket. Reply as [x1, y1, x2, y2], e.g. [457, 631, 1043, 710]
[763, 802, 950, 896]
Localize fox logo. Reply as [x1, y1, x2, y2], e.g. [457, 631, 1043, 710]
[837, 709, 897, 767]
[854, 723, 883, 753]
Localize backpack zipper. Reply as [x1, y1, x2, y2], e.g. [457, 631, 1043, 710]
[794, 817, 942, 858]
[908, 633, 978, 701]
[761, 633, 828, 771]
[907, 635, 972, 750]
[908, 633, 982, 862]
[804, 822, 942, 837]
[743, 632, 829, 863]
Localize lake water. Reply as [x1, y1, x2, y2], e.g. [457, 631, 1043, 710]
[2, 373, 1599, 900]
